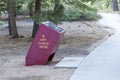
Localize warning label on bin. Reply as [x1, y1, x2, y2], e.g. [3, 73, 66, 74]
[38, 34, 49, 49]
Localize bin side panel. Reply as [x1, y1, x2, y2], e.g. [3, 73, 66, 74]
[52, 31, 65, 53]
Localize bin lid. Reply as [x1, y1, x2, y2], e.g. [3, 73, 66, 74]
[42, 21, 64, 32]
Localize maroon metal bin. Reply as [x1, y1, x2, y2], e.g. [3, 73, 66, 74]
[25, 21, 65, 66]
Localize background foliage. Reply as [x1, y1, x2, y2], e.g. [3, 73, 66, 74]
[0, 0, 120, 23]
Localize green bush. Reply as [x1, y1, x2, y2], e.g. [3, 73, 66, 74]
[60, 8, 82, 21]
[32, 9, 100, 24]
[32, 2, 100, 24]
[78, 11, 101, 21]
[61, 8, 100, 21]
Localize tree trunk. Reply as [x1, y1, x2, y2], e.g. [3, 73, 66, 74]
[29, 2, 34, 17]
[8, 0, 19, 38]
[32, 0, 41, 38]
[8, 16, 12, 35]
[53, 0, 60, 24]
[113, 0, 119, 11]
[53, 0, 64, 24]
[7, 0, 11, 35]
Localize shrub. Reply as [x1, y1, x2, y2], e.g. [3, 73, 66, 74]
[61, 7, 100, 21]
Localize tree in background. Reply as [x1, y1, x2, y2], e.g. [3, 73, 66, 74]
[113, 0, 119, 11]
[28, 1, 34, 17]
[8, 0, 19, 38]
[95, 0, 120, 11]
[53, 0, 60, 24]
[32, 0, 41, 38]
[0, 0, 25, 14]
[53, 0, 64, 24]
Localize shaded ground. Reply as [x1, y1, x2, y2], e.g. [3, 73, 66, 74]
[0, 17, 114, 80]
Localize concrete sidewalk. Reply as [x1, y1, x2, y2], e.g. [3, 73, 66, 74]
[70, 13, 120, 80]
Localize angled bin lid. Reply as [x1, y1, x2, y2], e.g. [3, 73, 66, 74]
[42, 21, 64, 32]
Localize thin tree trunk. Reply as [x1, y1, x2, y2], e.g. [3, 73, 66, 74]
[113, 0, 119, 11]
[8, 0, 19, 38]
[8, 15, 12, 35]
[7, 0, 11, 35]
[32, 0, 41, 38]
[29, 2, 34, 17]
[53, 0, 64, 24]
[53, 0, 60, 24]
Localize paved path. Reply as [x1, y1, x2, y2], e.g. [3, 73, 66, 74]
[70, 13, 120, 80]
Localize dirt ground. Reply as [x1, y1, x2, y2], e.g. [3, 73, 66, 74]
[0, 18, 114, 80]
